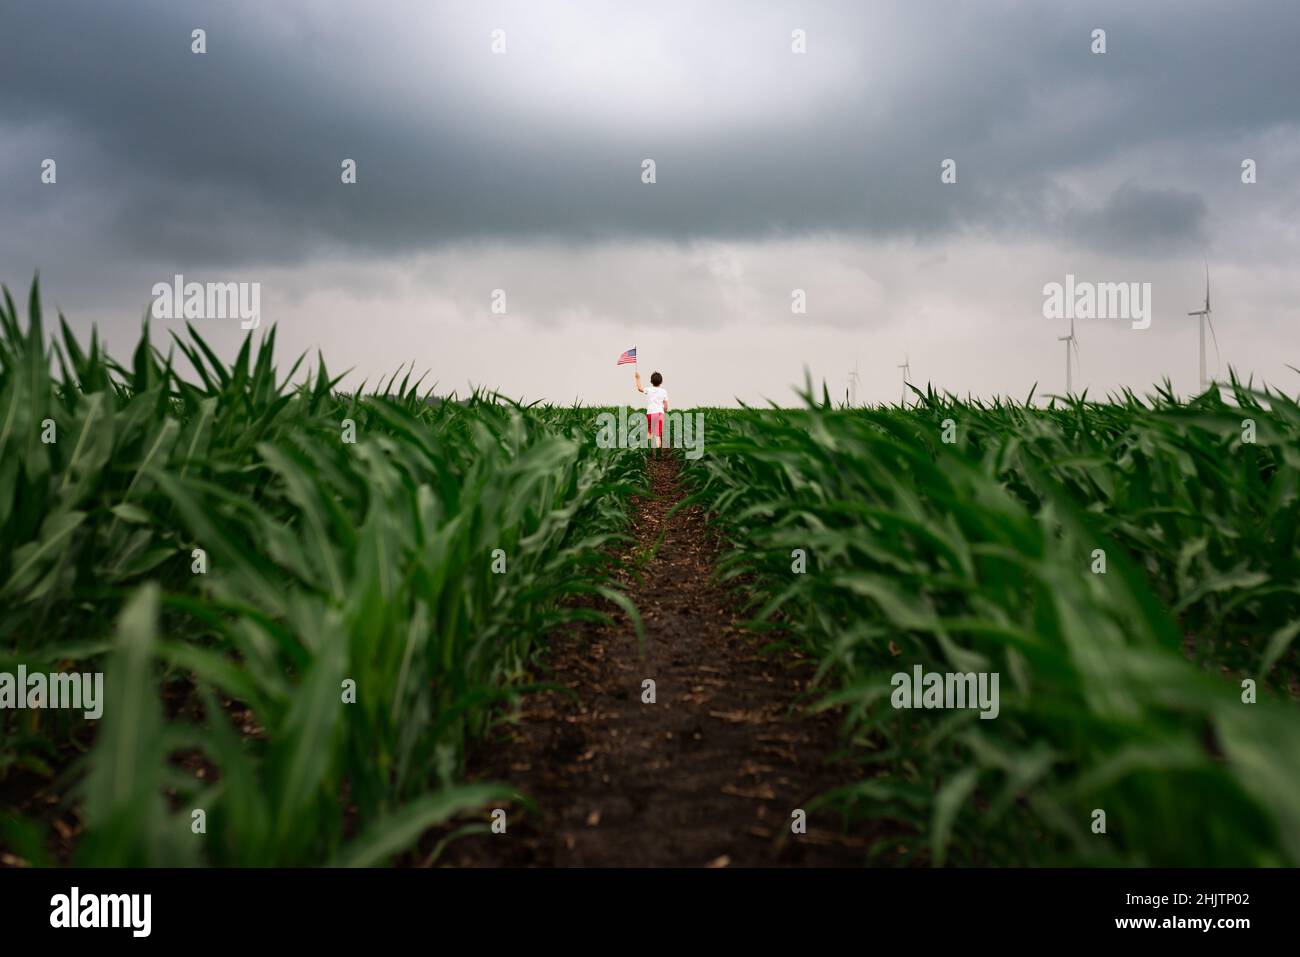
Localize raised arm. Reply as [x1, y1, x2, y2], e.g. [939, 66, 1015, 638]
[634, 369, 645, 393]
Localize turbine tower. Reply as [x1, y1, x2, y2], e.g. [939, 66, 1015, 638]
[1058, 317, 1079, 395]
[1187, 262, 1217, 391]
[848, 356, 861, 407]
[897, 355, 911, 408]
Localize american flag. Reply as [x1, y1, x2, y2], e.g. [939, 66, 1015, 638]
[616, 347, 637, 366]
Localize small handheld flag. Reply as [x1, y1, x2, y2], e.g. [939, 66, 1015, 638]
[617, 347, 637, 366]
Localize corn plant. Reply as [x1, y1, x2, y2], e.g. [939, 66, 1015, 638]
[0, 279, 643, 865]
[684, 381, 1300, 866]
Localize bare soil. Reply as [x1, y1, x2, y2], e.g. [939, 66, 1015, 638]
[438, 454, 888, 867]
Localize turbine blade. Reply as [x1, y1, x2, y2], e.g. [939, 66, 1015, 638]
[1206, 313, 1221, 377]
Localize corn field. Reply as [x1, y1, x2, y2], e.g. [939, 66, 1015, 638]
[0, 281, 642, 865]
[684, 382, 1300, 865]
[2, 280, 1298, 867]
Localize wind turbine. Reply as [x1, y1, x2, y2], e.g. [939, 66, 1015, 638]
[1058, 316, 1079, 395]
[1187, 261, 1219, 391]
[848, 356, 861, 407]
[897, 355, 911, 408]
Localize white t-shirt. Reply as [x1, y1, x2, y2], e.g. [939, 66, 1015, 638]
[645, 385, 668, 414]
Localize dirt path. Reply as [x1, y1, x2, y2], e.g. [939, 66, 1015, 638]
[441, 455, 878, 867]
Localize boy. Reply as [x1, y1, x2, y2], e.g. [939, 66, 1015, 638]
[634, 369, 669, 449]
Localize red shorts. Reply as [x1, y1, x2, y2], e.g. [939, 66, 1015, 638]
[646, 412, 663, 438]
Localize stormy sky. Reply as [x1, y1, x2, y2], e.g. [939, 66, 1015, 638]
[2, 0, 1298, 405]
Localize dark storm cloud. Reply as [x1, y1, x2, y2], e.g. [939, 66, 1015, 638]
[1066, 184, 1208, 256]
[1, 0, 1298, 274]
